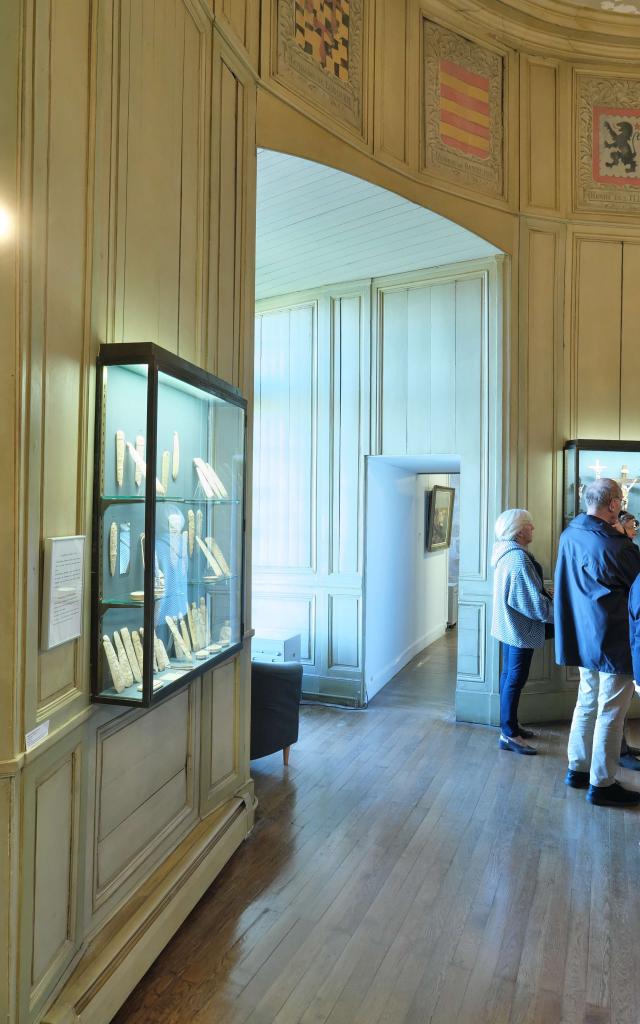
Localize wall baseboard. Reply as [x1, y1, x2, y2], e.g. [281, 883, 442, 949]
[42, 790, 255, 1024]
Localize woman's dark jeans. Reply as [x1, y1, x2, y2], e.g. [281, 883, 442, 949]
[499, 644, 534, 737]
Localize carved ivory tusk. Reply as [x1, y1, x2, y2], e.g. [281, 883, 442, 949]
[126, 441, 166, 494]
[120, 627, 142, 684]
[154, 632, 170, 671]
[109, 522, 118, 577]
[172, 432, 180, 480]
[165, 616, 189, 660]
[135, 435, 145, 486]
[116, 430, 125, 487]
[195, 509, 203, 543]
[161, 450, 170, 494]
[208, 537, 230, 576]
[113, 630, 134, 687]
[187, 509, 195, 556]
[178, 614, 192, 654]
[103, 635, 125, 692]
[131, 629, 145, 676]
[193, 458, 214, 498]
[197, 536, 223, 576]
[200, 596, 210, 646]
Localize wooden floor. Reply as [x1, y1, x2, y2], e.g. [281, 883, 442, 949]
[113, 633, 640, 1024]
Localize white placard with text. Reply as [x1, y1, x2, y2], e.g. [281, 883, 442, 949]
[41, 535, 86, 650]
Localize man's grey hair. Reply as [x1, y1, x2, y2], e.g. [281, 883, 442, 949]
[584, 477, 621, 511]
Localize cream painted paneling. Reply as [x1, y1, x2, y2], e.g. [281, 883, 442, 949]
[110, 0, 208, 358]
[406, 288, 431, 453]
[215, 0, 260, 65]
[0, 778, 12, 1022]
[621, 244, 640, 440]
[210, 661, 237, 785]
[328, 595, 360, 669]
[521, 57, 559, 212]
[252, 592, 315, 663]
[253, 304, 316, 570]
[455, 276, 486, 581]
[330, 295, 366, 576]
[574, 238, 622, 438]
[429, 283, 457, 454]
[380, 289, 408, 454]
[457, 602, 486, 681]
[30, 752, 79, 997]
[374, 0, 408, 164]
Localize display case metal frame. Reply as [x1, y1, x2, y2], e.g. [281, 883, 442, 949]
[563, 438, 640, 526]
[91, 342, 247, 707]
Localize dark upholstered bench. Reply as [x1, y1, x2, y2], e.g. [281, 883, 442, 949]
[250, 660, 303, 765]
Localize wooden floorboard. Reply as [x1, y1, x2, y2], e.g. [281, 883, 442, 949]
[111, 633, 640, 1024]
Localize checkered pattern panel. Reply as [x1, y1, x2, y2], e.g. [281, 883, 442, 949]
[294, 0, 350, 82]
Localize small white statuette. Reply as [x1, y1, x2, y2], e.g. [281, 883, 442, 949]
[219, 620, 232, 645]
[109, 522, 118, 577]
[103, 635, 125, 692]
[172, 432, 180, 480]
[132, 629, 145, 675]
[197, 536, 223, 576]
[116, 430, 125, 487]
[208, 537, 230, 576]
[135, 435, 145, 487]
[187, 604, 199, 650]
[161, 450, 170, 494]
[113, 630, 134, 687]
[187, 509, 195, 556]
[178, 614, 192, 654]
[120, 627, 142, 684]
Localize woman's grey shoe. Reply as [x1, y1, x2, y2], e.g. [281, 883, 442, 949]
[499, 734, 537, 755]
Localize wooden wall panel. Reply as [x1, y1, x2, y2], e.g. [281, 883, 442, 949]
[26, 0, 92, 711]
[112, 0, 208, 359]
[0, 778, 13, 1023]
[457, 602, 486, 682]
[429, 282, 456, 453]
[252, 592, 315, 663]
[381, 290, 408, 454]
[253, 305, 316, 569]
[521, 58, 558, 212]
[455, 276, 486, 580]
[374, 0, 407, 164]
[574, 239, 622, 439]
[330, 296, 363, 576]
[328, 595, 360, 669]
[522, 228, 558, 570]
[31, 755, 77, 991]
[621, 243, 640, 440]
[406, 287, 431, 454]
[214, 59, 243, 383]
[215, 0, 260, 67]
[210, 661, 237, 786]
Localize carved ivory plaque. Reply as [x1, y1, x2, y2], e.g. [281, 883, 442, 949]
[187, 509, 195, 556]
[161, 450, 170, 494]
[120, 627, 142, 683]
[135, 435, 145, 486]
[41, 535, 85, 651]
[103, 635, 125, 692]
[172, 432, 180, 480]
[115, 430, 125, 487]
[197, 536, 223, 576]
[109, 522, 118, 577]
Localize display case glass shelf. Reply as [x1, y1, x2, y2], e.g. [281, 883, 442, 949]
[563, 439, 640, 529]
[92, 343, 246, 706]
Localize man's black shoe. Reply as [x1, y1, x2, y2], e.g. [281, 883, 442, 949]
[586, 782, 640, 807]
[517, 725, 537, 739]
[619, 752, 640, 771]
[565, 769, 589, 789]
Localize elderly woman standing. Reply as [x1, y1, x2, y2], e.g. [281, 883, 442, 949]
[491, 509, 554, 755]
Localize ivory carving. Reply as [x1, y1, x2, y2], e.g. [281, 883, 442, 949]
[200, 596, 210, 646]
[109, 522, 118, 577]
[179, 614, 192, 654]
[197, 536, 223, 576]
[154, 633, 170, 671]
[192, 601, 204, 650]
[132, 629, 145, 676]
[172, 432, 180, 480]
[187, 509, 195, 556]
[140, 532, 145, 569]
[196, 509, 203, 542]
[126, 441, 166, 494]
[165, 615, 189, 660]
[135, 435, 145, 486]
[120, 627, 142, 684]
[187, 604, 198, 649]
[195, 649, 208, 660]
[113, 630, 134, 687]
[208, 538, 230, 575]
[193, 458, 214, 498]
[204, 463, 228, 498]
[161, 450, 170, 494]
[103, 635, 125, 692]
[116, 430, 125, 487]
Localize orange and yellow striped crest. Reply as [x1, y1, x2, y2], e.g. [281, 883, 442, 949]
[438, 58, 490, 160]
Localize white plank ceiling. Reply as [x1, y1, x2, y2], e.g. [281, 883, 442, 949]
[255, 150, 502, 301]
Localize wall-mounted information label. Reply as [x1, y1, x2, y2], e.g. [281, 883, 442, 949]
[41, 535, 86, 650]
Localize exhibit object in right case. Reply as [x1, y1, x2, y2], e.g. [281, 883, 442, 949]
[562, 439, 640, 528]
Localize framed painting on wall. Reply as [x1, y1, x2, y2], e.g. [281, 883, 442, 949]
[426, 485, 455, 552]
[576, 72, 640, 212]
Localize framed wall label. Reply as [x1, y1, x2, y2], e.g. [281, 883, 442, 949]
[41, 535, 86, 650]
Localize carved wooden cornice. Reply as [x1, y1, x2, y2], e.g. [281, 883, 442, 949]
[423, 0, 640, 61]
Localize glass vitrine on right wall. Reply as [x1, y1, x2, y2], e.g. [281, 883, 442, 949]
[563, 439, 640, 528]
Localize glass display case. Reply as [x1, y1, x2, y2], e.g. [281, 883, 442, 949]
[92, 343, 246, 706]
[563, 439, 640, 528]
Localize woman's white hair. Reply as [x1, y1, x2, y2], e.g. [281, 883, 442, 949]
[495, 508, 533, 541]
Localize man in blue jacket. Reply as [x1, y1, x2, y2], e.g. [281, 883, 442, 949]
[555, 477, 640, 806]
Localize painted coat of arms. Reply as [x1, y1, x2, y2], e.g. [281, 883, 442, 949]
[276, 0, 363, 133]
[423, 21, 504, 199]
[577, 75, 640, 210]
